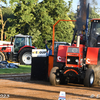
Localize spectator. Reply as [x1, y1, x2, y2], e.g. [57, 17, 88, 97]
[45, 40, 52, 56]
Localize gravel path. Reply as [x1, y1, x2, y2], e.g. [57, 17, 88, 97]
[0, 79, 100, 100]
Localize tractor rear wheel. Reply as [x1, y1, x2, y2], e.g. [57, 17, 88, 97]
[88, 63, 100, 86]
[84, 68, 94, 87]
[19, 48, 32, 65]
[49, 67, 60, 86]
[0, 52, 6, 62]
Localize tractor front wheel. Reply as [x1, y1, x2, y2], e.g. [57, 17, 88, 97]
[19, 48, 32, 65]
[0, 52, 6, 62]
[84, 69, 94, 87]
[49, 67, 60, 86]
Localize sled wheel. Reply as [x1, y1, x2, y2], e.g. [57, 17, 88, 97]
[84, 68, 94, 87]
[19, 48, 32, 65]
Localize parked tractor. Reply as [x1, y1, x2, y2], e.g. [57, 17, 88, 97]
[0, 34, 35, 65]
[49, 0, 100, 87]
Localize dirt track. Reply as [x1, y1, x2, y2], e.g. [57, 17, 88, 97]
[0, 79, 100, 100]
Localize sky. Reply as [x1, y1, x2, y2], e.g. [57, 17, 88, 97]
[1, 0, 100, 13]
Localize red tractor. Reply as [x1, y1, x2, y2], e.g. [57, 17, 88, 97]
[49, 0, 100, 87]
[0, 34, 35, 65]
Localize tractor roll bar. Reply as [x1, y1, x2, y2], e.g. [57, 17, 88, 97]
[52, 20, 76, 55]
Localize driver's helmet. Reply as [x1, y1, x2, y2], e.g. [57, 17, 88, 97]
[80, 34, 83, 40]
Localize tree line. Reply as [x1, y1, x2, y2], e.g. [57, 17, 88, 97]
[0, 0, 100, 48]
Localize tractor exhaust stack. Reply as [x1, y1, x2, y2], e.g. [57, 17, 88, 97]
[76, 35, 80, 47]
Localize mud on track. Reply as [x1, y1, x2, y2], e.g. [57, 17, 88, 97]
[0, 79, 100, 100]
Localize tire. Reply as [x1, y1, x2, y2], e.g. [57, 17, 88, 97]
[49, 67, 59, 86]
[0, 52, 6, 62]
[19, 48, 32, 65]
[84, 68, 94, 87]
[88, 63, 100, 86]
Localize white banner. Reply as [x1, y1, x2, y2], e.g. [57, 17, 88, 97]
[32, 49, 47, 57]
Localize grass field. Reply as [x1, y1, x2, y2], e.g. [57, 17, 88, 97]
[0, 65, 31, 74]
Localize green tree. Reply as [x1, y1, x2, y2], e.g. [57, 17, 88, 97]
[89, 0, 100, 19]
[8, 0, 74, 48]
[2, 7, 14, 39]
[34, 0, 74, 48]
[0, 0, 7, 40]
[89, 8, 100, 19]
[68, 10, 76, 20]
[7, 0, 39, 39]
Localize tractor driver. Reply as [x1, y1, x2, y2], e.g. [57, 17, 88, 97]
[73, 33, 86, 45]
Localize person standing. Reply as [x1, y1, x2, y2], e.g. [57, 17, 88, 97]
[45, 40, 52, 56]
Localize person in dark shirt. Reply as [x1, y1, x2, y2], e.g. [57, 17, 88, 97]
[45, 40, 52, 56]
